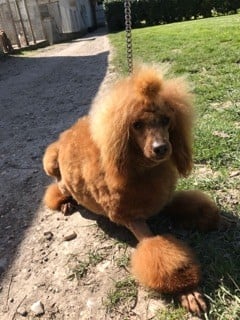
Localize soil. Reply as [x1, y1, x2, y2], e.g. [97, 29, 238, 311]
[0, 28, 169, 320]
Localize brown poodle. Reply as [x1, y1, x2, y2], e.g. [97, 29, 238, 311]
[43, 65, 221, 315]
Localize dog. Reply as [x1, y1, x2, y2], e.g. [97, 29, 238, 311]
[43, 65, 222, 315]
[0, 30, 14, 54]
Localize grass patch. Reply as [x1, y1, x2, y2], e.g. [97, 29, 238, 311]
[109, 14, 240, 319]
[67, 250, 104, 281]
[154, 306, 187, 320]
[115, 252, 130, 269]
[109, 15, 240, 171]
[105, 277, 138, 313]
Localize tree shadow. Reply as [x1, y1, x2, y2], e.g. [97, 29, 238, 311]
[0, 33, 109, 281]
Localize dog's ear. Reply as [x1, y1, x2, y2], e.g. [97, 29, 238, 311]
[162, 78, 194, 177]
[90, 85, 130, 172]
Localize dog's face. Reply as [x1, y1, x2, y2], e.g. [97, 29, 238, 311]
[91, 65, 193, 175]
[130, 104, 173, 164]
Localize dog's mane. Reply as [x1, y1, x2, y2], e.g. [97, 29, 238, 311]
[90, 64, 194, 176]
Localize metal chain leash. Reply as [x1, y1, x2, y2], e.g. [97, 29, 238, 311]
[124, 0, 133, 73]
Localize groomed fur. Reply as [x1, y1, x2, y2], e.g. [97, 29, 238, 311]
[90, 65, 193, 175]
[44, 183, 69, 210]
[165, 190, 220, 232]
[161, 77, 194, 176]
[42, 64, 221, 314]
[43, 142, 60, 179]
[131, 235, 201, 293]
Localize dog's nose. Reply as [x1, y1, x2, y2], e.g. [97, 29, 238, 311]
[153, 143, 168, 156]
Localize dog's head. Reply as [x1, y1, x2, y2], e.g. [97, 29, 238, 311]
[128, 93, 173, 166]
[90, 65, 193, 177]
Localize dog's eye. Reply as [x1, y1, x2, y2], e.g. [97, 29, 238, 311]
[133, 121, 144, 130]
[161, 116, 170, 126]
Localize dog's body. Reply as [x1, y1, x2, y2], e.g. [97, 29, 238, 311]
[45, 116, 177, 222]
[0, 30, 13, 54]
[43, 66, 220, 315]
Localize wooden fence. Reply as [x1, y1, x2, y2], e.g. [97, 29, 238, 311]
[0, 0, 45, 48]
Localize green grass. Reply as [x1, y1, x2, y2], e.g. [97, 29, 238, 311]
[109, 14, 240, 319]
[154, 306, 187, 320]
[110, 15, 240, 172]
[67, 250, 104, 281]
[105, 277, 138, 313]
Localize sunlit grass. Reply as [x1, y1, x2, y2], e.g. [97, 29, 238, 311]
[109, 14, 240, 319]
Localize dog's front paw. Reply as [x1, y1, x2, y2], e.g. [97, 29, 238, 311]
[178, 290, 207, 316]
[61, 199, 78, 215]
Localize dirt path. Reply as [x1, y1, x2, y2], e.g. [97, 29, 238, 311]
[0, 28, 166, 320]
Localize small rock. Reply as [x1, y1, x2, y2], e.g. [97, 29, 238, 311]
[43, 231, 53, 241]
[86, 298, 95, 309]
[30, 300, 44, 315]
[96, 261, 111, 273]
[17, 306, 28, 317]
[230, 170, 240, 178]
[63, 231, 77, 241]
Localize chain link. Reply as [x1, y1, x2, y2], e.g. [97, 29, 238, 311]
[124, 0, 133, 73]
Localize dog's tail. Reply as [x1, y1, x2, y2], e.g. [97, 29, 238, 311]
[131, 234, 201, 294]
[43, 142, 60, 180]
[43, 183, 70, 210]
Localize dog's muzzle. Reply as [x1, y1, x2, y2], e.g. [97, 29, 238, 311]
[152, 141, 169, 159]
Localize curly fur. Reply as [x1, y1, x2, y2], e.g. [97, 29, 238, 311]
[131, 235, 201, 293]
[42, 65, 220, 313]
[90, 66, 193, 176]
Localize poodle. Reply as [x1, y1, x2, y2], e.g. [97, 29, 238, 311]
[43, 65, 222, 315]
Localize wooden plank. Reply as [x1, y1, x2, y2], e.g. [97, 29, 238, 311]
[6, 0, 21, 47]
[15, 0, 29, 46]
[23, 0, 36, 44]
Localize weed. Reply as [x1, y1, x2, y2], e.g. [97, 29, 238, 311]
[154, 306, 186, 320]
[67, 250, 104, 281]
[105, 277, 138, 313]
[116, 252, 130, 269]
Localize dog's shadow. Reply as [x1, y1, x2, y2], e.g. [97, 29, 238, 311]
[77, 206, 240, 306]
[77, 206, 138, 246]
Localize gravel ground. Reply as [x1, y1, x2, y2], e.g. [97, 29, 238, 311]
[0, 26, 172, 320]
[0, 28, 146, 320]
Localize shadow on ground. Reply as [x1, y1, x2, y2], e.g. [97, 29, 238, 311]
[78, 203, 240, 313]
[150, 210, 240, 311]
[0, 43, 109, 281]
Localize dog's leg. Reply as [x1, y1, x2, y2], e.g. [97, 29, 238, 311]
[165, 190, 225, 232]
[127, 219, 207, 315]
[43, 183, 70, 210]
[44, 182, 78, 215]
[127, 219, 153, 241]
[43, 142, 60, 180]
